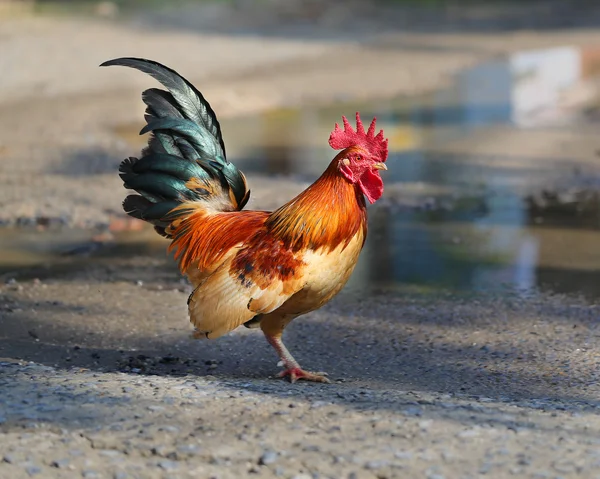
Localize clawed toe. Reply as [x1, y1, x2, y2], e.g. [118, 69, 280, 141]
[277, 367, 330, 384]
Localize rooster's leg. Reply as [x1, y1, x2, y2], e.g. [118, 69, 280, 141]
[261, 318, 330, 384]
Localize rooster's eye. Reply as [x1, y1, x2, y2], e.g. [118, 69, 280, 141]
[356, 155, 362, 161]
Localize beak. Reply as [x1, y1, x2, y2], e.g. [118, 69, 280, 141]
[373, 162, 387, 171]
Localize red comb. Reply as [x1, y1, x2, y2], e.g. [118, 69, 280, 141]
[328, 112, 388, 163]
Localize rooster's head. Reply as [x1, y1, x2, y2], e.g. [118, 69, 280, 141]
[329, 112, 388, 204]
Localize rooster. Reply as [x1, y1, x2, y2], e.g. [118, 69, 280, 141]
[101, 58, 388, 383]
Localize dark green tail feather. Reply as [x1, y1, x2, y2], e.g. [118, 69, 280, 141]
[103, 57, 250, 236]
[142, 88, 183, 122]
[101, 57, 226, 156]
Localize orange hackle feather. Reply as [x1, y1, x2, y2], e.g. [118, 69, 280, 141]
[267, 147, 368, 253]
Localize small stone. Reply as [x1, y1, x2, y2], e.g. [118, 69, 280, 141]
[51, 458, 70, 468]
[402, 407, 422, 417]
[26, 466, 42, 476]
[151, 445, 173, 458]
[114, 472, 129, 479]
[3, 455, 16, 464]
[553, 461, 576, 474]
[157, 460, 179, 470]
[365, 460, 389, 470]
[158, 425, 179, 433]
[418, 420, 432, 430]
[456, 428, 480, 439]
[99, 450, 121, 457]
[38, 405, 61, 413]
[82, 471, 101, 478]
[517, 455, 531, 466]
[259, 451, 278, 465]
[175, 444, 201, 459]
[394, 451, 413, 460]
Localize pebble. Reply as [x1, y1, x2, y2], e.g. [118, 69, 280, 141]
[25, 466, 42, 476]
[365, 460, 389, 470]
[553, 461, 576, 473]
[158, 425, 179, 433]
[37, 404, 62, 413]
[456, 428, 480, 439]
[51, 458, 70, 468]
[175, 444, 202, 458]
[259, 450, 278, 465]
[394, 451, 413, 460]
[98, 450, 121, 458]
[147, 405, 165, 412]
[402, 407, 422, 417]
[418, 420, 433, 430]
[152, 445, 173, 458]
[157, 460, 179, 470]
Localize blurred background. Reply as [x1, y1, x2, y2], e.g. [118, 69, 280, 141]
[3, 5, 600, 471]
[1, 0, 600, 303]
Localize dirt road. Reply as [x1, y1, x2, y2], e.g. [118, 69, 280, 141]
[2, 263, 600, 478]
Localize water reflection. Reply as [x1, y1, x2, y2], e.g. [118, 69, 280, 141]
[4, 46, 600, 301]
[222, 46, 600, 300]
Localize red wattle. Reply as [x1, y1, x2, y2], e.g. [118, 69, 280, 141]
[358, 169, 383, 204]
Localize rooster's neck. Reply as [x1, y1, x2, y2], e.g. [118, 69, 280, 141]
[266, 162, 367, 252]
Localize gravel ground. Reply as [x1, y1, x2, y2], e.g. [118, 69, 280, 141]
[1, 268, 600, 479]
[2, 360, 600, 479]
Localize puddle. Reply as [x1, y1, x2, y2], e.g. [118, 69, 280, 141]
[3, 46, 600, 300]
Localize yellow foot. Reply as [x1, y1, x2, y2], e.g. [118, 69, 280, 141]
[277, 367, 330, 384]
